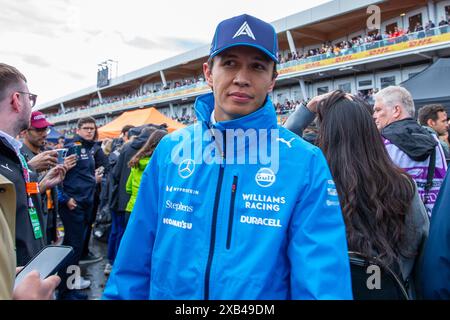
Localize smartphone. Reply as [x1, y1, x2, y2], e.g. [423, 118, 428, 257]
[54, 148, 68, 164]
[14, 245, 74, 290]
[96, 166, 105, 175]
[66, 144, 82, 158]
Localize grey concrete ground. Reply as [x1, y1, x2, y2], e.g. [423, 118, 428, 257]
[80, 238, 109, 300]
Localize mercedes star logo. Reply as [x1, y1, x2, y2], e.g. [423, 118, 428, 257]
[178, 159, 195, 179]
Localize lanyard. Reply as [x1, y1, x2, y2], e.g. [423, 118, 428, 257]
[18, 153, 43, 240]
[18, 153, 30, 182]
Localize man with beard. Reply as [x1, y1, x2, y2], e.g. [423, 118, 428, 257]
[21, 111, 77, 244]
[418, 104, 450, 163]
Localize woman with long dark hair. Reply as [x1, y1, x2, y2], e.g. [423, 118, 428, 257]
[313, 90, 428, 298]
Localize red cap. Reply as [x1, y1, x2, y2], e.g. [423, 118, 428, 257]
[30, 111, 53, 129]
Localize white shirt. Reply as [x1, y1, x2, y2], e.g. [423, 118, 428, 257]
[0, 130, 23, 155]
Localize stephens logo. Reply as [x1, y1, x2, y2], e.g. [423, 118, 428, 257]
[255, 168, 276, 188]
[166, 200, 194, 213]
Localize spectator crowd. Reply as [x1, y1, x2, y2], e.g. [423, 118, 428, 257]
[278, 17, 450, 64]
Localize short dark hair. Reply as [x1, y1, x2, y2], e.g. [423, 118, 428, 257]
[207, 54, 278, 80]
[121, 125, 135, 135]
[418, 104, 446, 125]
[77, 116, 97, 129]
[0, 63, 27, 102]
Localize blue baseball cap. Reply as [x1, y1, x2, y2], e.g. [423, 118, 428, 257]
[209, 14, 279, 63]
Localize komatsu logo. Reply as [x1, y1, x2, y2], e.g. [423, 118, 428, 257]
[255, 168, 276, 188]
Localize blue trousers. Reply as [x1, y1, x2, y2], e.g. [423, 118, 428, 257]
[107, 210, 126, 265]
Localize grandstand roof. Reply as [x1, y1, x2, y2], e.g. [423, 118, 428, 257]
[37, 0, 385, 110]
[401, 57, 450, 111]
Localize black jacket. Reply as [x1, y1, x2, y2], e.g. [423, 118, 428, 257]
[93, 141, 108, 171]
[110, 131, 152, 212]
[99, 148, 119, 209]
[0, 137, 45, 265]
[381, 118, 437, 162]
[59, 136, 97, 205]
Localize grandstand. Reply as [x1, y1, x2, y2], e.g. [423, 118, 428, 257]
[36, 0, 450, 135]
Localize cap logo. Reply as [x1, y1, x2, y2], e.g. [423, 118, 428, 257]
[232, 21, 256, 40]
[33, 115, 45, 120]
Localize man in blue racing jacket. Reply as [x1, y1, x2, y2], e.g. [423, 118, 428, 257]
[103, 14, 352, 300]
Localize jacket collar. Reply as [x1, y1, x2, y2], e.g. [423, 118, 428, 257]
[74, 135, 96, 149]
[195, 93, 278, 131]
[423, 125, 438, 136]
[0, 130, 22, 155]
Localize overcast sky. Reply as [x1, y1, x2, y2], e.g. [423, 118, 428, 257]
[1, 0, 331, 105]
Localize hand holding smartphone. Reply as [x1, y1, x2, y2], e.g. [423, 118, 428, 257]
[66, 143, 82, 158]
[96, 166, 105, 175]
[63, 154, 77, 171]
[54, 148, 68, 164]
[14, 245, 74, 290]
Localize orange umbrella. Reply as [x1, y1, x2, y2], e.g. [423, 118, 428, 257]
[98, 107, 186, 139]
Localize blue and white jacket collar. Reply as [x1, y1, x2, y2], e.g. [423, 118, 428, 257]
[195, 92, 278, 131]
